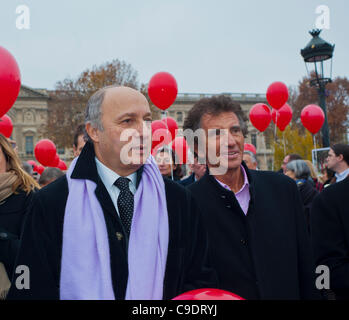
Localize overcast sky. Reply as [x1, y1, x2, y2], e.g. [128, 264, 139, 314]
[1, 0, 347, 94]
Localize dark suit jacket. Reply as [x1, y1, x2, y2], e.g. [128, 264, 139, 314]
[311, 177, 349, 299]
[7, 142, 215, 300]
[188, 163, 320, 300]
[179, 173, 196, 187]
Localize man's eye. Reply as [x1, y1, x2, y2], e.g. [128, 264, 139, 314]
[123, 119, 131, 123]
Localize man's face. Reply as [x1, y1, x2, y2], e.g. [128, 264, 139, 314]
[282, 155, 290, 173]
[326, 148, 342, 172]
[201, 111, 244, 173]
[88, 87, 152, 173]
[73, 134, 86, 157]
[243, 153, 257, 170]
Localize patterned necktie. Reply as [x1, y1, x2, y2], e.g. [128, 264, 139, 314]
[114, 177, 134, 236]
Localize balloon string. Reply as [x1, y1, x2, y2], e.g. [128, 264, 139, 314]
[313, 134, 318, 173]
[283, 131, 286, 157]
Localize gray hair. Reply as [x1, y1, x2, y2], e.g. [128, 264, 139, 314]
[22, 161, 33, 176]
[286, 159, 310, 180]
[39, 167, 64, 186]
[84, 88, 107, 133]
[243, 150, 257, 164]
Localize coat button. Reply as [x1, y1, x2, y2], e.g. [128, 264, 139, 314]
[221, 195, 226, 199]
[116, 232, 123, 241]
[240, 239, 247, 245]
[226, 204, 231, 208]
[0, 232, 8, 239]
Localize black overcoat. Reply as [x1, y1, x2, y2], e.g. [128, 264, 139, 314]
[7, 142, 216, 300]
[311, 177, 349, 299]
[0, 189, 34, 276]
[188, 163, 320, 300]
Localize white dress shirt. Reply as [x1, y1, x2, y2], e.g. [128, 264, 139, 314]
[335, 167, 349, 183]
[95, 157, 137, 216]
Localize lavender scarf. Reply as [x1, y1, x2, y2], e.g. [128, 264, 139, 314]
[60, 156, 169, 300]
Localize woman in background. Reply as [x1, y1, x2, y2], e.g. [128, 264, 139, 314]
[0, 134, 39, 299]
[285, 159, 319, 233]
[154, 146, 183, 181]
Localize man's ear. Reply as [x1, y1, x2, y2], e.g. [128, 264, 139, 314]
[85, 123, 99, 143]
[338, 154, 344, 162]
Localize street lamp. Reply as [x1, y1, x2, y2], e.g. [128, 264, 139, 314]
[300, 29, 335, 147]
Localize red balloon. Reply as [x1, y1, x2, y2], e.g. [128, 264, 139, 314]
[57, 160, 67, 171]
[148, 72, 178, 110]
[172, 136, 188, 164]
[271, 103, 293, 131]
[34, 139, 57, 167]
[301, 104, 325, 135]
[173, 288, 245, 300]
[0, 115, 13, 138]
[27, 160, 37, 171]
[34, 165, 45, 175]
[0, 47, 21, 117]
[48, 154, 60, 167]
[151, 120, 168, 150]
[266, 82, 289, 110]
[161, 117, 178, 141]
[244, 143, 256, 155]
[249, 103, 271, 132]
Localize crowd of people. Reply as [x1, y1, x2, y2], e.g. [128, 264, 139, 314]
[0, 85, 348, 300]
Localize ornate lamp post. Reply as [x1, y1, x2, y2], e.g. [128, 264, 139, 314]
[300, 29, 335, 147]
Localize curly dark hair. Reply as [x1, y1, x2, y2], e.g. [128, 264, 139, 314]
[183, 95, 248, 136]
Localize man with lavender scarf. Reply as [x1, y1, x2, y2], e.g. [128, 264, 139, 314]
[8, 87, 215, 300]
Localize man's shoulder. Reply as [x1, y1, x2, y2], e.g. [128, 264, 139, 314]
[316, 177, 349, 201]
[164, 177, 189, 198]
[251, 169, 295, 184]
[34, 175, 68, 205]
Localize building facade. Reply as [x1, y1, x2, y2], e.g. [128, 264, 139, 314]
[11, 86, 273, 170]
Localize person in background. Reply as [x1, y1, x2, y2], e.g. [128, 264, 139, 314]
[319, 167, 335, 188]
[280, 153, 302, 174]
[22, 162, 33, 176]
[0, 134, 39, 299]
[311, 175, 349, 299]
[38, 167, 65, 187]
[326, 144, 349, 184]
[243, 151, 258, 170]
[73, 124, 87, 157]
[179, 152, 206, 187]
[304, 160, 323, 192]
[285, 160, 319, 232]
[154, 146, 183, 181]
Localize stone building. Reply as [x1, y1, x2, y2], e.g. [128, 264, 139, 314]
[8, 85, 70, 163]
[10, 86, 273, 170]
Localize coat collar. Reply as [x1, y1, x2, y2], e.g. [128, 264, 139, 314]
[203, 160, 256, 205]
[70, 141, 144, 187]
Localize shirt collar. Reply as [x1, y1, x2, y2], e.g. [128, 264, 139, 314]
[95, 157, 137, 189]
[215, 165, 249, 194]
[335, 168, 349, 182]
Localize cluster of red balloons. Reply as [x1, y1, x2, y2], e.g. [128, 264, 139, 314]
[33, 139, 67, 171]
[173, 288, 245, 300]
[148, 72, 189, 164]
[249, 81, 325, 139]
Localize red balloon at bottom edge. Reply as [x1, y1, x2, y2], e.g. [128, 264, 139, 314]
[172, 288, 245, 300]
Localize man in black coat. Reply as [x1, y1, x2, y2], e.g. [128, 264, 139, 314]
[8, 87, 215, 300]
[311, 177, 349, 299]
[184, 95, 319, 300]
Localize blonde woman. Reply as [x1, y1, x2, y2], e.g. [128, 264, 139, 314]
[0, 134, 39, 299]
[304, 160, 323, 192]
